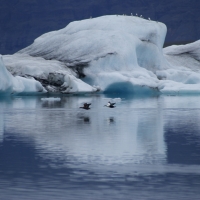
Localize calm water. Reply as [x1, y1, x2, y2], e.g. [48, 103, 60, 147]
[0, 94, 200, 200]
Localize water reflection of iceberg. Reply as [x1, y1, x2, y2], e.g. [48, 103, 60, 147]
[3, 96, 166, 166]
[0, 115, 3, 143]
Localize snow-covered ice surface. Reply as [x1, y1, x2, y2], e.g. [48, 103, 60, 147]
[1, 15, 200, 96]
[3, 54, 73, 79]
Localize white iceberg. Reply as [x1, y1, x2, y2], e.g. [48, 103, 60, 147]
[17, 15, 168, 94]
[1, 15, 200, 95]
[158, 40, 200, 94]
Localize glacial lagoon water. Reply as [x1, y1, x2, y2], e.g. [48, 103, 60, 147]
[0, 94, 200, 200]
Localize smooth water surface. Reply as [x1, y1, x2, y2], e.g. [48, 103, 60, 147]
[0, 95, 200, 200]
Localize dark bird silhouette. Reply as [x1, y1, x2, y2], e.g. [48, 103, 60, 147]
[80, 103, 91, 110]
[104, 101, 116, 108]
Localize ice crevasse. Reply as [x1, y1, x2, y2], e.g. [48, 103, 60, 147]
[1, 15, 200, 95]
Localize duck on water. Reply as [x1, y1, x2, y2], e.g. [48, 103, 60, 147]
[79, 103, 91, 110]
[80, 101, 116, 110]
[104, 101, 116, 108]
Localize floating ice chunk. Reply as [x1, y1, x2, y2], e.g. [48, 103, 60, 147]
[112, 98, 122, 102]
[41, 97, 61, 101]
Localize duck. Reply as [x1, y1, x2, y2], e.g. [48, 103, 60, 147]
[104, 101, 116, 108]
[80, 103, 91, 110]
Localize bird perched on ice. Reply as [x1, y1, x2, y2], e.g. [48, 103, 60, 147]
[104, 101, 116, 108]
[148, 17, 151, 21]
[80, 103, 91, 110]
[136, 13, 138, 17]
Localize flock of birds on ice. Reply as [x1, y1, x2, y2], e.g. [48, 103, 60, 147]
[90, 13, 155, 22]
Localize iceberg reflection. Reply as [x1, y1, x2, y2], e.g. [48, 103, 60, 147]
[2, 95, 166, 166]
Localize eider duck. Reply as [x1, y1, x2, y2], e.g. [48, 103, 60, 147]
[80, 103, 91, 110]
[104, 101, 116, 108]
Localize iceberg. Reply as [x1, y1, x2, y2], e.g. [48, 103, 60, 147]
[158, 40, 200, 94]
[17, 15, 168, 95]
[1, 15, 200, 95]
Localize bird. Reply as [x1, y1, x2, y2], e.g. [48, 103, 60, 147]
[104, 101, 116, 108]
[131, 13, 133, 16]
[80, 103, 91, 110]
[140, 15, 143, 18]
[148, 17, 151, 21]
[136, 13, 138, 17]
